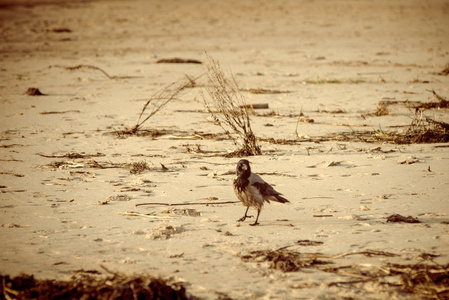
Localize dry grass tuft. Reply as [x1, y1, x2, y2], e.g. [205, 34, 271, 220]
[240, 247, 449, 298]
[201, 55, 261, 157]
[395, 109, 449, 144]
[370, 102, 391, 116]
[336, 90, 449, 144]
[391, 263, 449, 297]
[128, 161, 149, 174]
[240, 248, 330, 272]
[335, 112, 449, 144]
[371, 90, 449, 116]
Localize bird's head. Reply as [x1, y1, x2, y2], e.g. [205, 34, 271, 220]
[236, 159, 251, 177]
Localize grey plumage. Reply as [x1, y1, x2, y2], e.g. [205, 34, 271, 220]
[233, 159, 289, 226]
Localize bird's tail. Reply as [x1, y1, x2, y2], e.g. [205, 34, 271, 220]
[273, 194, 289, 203]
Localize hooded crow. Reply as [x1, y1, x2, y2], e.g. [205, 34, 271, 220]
[233, 159, 289, 226]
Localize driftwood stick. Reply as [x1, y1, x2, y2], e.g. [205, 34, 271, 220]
[118, 211, 172, 219]
[239, 103, 269, 109]
[135, 201, 240, 207]
[332, 250, 398, 259]
[100, 264, 117, 275]
[50, 64, 142, 79]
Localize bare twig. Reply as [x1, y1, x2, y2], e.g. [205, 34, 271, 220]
[156, 58, 202, 64]
[118, 211, 172, 219]
[50, 64, 142, 79]
[332, 250, 398, 259]
[430, 89, 449, 106]
[437, 63, 449, 76]
[100, 264, 116, 275]
[132, 75, 203, 134]
[135, 201, 240, 207]
[39, 110, 80, 115]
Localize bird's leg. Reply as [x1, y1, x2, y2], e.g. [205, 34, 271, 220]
[237, 206, 253, 222]
[250, 209, 261, 226]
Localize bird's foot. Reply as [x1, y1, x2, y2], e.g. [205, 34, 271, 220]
[249, 221, 260, 226]
[237, 215, 253, 222]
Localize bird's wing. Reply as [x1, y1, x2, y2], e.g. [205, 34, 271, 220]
[248, 173, 265, 185]
[250, 173, 289, 203]
[249, 173, 277, 196]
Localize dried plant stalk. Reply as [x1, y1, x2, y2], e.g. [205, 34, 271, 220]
[202, 55, 261, 156]
[132, 77, 196, 134]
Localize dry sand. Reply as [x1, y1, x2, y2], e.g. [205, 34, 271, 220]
[1, 0, 449, 299]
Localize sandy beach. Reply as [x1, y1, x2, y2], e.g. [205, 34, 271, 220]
[1, 0, 449, 298]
